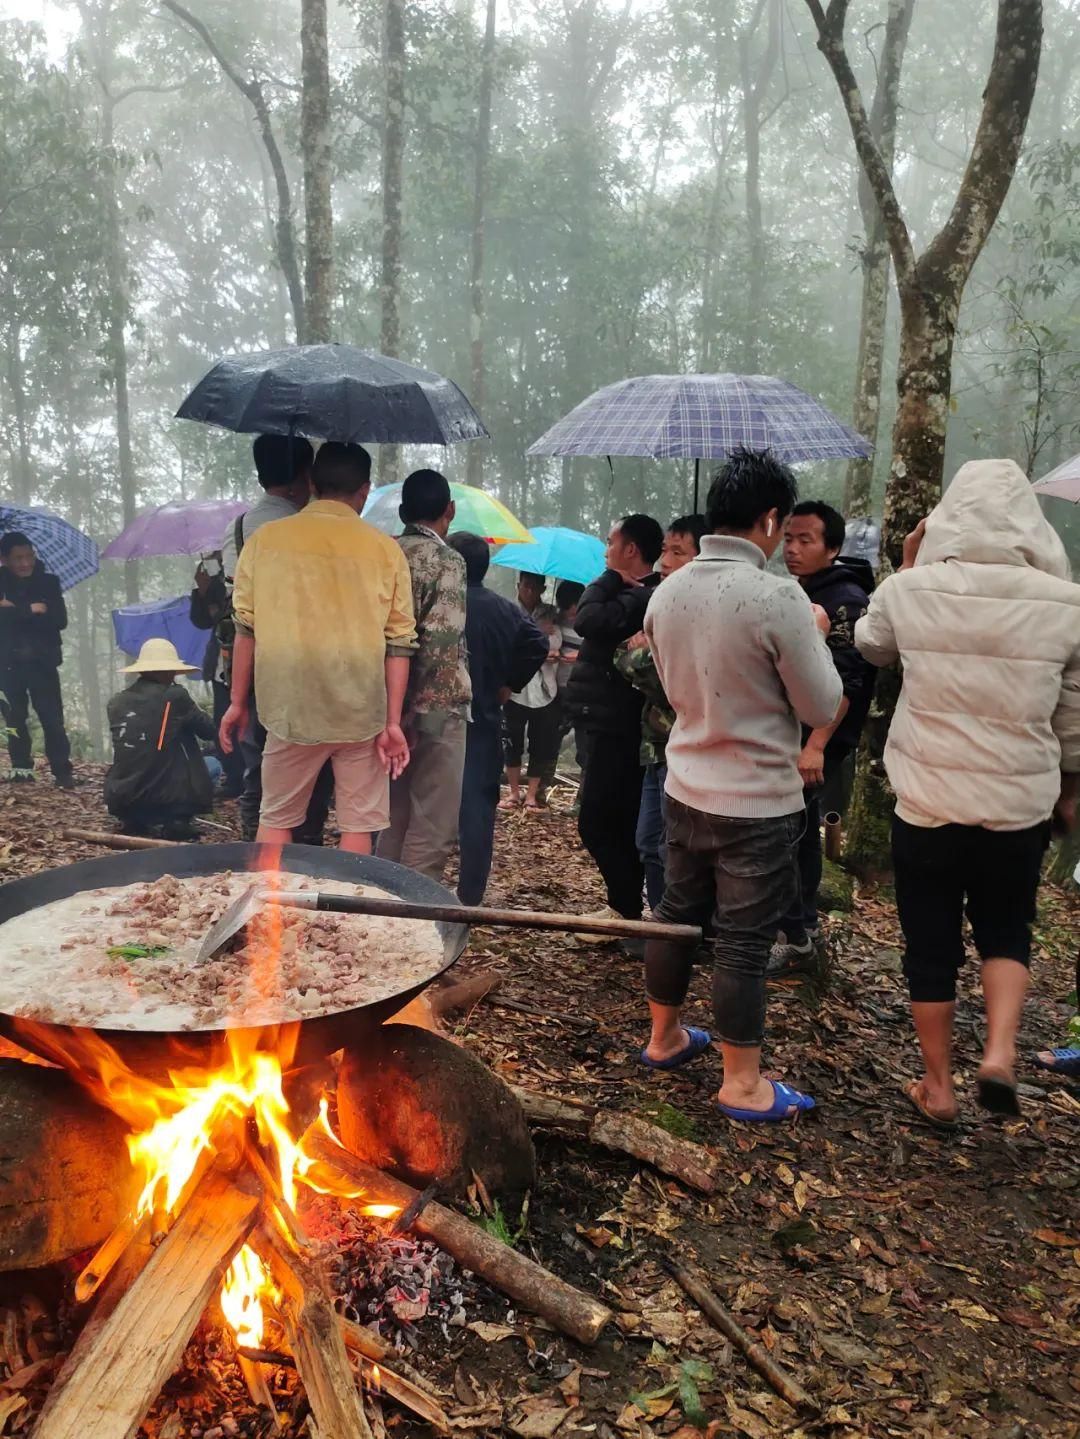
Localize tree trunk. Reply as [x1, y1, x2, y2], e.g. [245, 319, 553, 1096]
[6, 326, 32, 505]
[843, 0, 915, 518]
[161, 0, 305, 339]
[301, 0, 334, 344]
[377, 0, 406, 487]
[805, 0, 1044, 870]
[102, 96, 139, 605]
[737, 0, 781, 373]
[465, 0, 497, 489]
[881, 286, 957, 567]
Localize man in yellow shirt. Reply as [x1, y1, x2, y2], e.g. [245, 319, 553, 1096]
[221, 442, 418, 854]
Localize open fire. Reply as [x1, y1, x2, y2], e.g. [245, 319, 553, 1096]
[4, 851, 421, 1438]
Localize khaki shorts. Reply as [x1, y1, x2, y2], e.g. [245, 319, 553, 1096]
[260, 735, 388, 835]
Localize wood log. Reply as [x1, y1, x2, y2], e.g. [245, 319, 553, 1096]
[33, 1167, 260, 1439]
[303, 1132, 613, 1345]
[665, 1259, 818, 1413]
[427, 971, 502, 1018]
[0, 1060, 139, 1271]
[253, 1222, 373, 1439]
[511, 1087, 721, 1195]
[60, 827, 177, 851]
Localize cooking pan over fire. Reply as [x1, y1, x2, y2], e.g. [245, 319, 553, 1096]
[0, 843, 468, 1071]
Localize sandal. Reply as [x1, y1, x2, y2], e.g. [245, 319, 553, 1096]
[717, 1080, 816, 1123]
[497, 795, 522, 811]
[976, 1069, 1021, 1117]
[903, 1080, 958, 1131]
[1032, 1047, 1080, 1077]
[640, 1026, 712, 1071]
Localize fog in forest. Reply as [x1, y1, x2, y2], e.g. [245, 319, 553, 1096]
[1, 0, 1078, 755]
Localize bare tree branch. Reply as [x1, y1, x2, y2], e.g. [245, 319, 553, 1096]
[803, 0, 916, 286]
[160, 0, 305, 338]
[923, 0, 1043, 289]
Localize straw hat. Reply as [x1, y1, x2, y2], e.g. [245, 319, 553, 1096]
[122, 637, 200, 674]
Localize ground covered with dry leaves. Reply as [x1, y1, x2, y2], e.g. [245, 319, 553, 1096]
[0, 767, 1078, 1439]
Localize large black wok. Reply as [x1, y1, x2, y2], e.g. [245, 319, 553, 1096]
[0, 843, 468, 1073]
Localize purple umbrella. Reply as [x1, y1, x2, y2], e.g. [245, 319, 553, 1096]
[102, 500, 247, 560]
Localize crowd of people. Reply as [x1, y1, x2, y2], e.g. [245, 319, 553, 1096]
[4, 440, 1080, 1112]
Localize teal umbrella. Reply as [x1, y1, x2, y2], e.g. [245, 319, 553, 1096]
[491, 526, 605, 585]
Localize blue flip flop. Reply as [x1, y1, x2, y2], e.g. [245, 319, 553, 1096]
[1033, 1047, 1080, 1077]
[717, 1080, 816, 1123]
[640, 1026, 712, 1071]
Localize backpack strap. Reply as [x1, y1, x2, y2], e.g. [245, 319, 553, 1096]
[234, 513, 247, 559]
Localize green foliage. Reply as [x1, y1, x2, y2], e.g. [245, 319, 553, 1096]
[475, 1198, 529, 1248]
[639, 1101, 697, 1141]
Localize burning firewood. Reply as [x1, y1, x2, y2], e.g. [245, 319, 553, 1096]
[33, 1167, 261, 1439]
[252, 1220, 374, 1439]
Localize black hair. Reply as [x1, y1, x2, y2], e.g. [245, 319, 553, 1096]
[790, 500, 846, 554]
[400, 468, 452, 524]
[705, 447, 798, 533]
[616, 513, 664, 565]
[253, 433, 315, 490]
[667, 514, 707, 550]
[518, 571, 546, 588]
[449, 531, 490, 585]
[312, 441, 372, 496]
[0, 532, 33, 558]
[554, 579, 585, 611]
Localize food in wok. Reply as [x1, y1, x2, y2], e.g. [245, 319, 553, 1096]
[0, 870, 444, 1032]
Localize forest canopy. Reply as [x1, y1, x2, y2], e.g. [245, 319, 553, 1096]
[1, 0, 1079, 753]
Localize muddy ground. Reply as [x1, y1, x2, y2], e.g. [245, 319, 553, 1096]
[0, 768, 1077, 1439]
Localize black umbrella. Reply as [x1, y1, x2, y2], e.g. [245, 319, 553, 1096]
[175, 343, 489, 446]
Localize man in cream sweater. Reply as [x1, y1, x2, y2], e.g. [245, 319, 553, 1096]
[641, 448, 842, 1122]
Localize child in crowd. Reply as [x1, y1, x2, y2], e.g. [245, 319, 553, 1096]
[501, 603, 562, 812]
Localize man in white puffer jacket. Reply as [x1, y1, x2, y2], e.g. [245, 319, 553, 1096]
[856, 458, 1080, 1125]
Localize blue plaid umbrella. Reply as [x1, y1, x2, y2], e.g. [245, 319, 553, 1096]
[527, 373, 872, 508]
[0, 506, 99, 591]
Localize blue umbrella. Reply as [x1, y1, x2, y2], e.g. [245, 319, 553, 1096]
[491, 527, 605, 587]
[112, 595, 210, 671]
[0, 506, 99, 590]
[527, 373, 872, 509]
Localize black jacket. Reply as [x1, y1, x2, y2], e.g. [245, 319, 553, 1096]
[0, 563, 67, 669]
[567, 569, 662, 736]
[189, 571, 230, 684]
[800, 556, 876, 752]
[464, 586, 548, 727]
[104, 677, 217, 817]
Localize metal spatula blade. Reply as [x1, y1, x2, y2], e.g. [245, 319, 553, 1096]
[195, 883, 267, 964]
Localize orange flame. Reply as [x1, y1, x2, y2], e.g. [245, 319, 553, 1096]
[222, 1244, 278, 1349]
[14, 844, 402, 1352]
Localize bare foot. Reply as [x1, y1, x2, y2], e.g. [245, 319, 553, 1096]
[498, 794, 521, 811]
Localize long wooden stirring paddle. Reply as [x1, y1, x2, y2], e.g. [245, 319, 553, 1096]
[196, 883, 701, 964]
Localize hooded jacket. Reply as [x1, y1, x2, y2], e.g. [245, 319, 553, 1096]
[800, 556, 876, 752]
[855, 458, 1080, 830]
[0, 562, 67, 669]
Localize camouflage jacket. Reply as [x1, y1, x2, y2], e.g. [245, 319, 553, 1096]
[397, 525, 472, 728]
[613, 639, 672, 766]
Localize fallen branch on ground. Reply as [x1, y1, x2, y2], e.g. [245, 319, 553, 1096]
[665, 1258, 818, 1413]
[512, 1088, 720, 1194]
